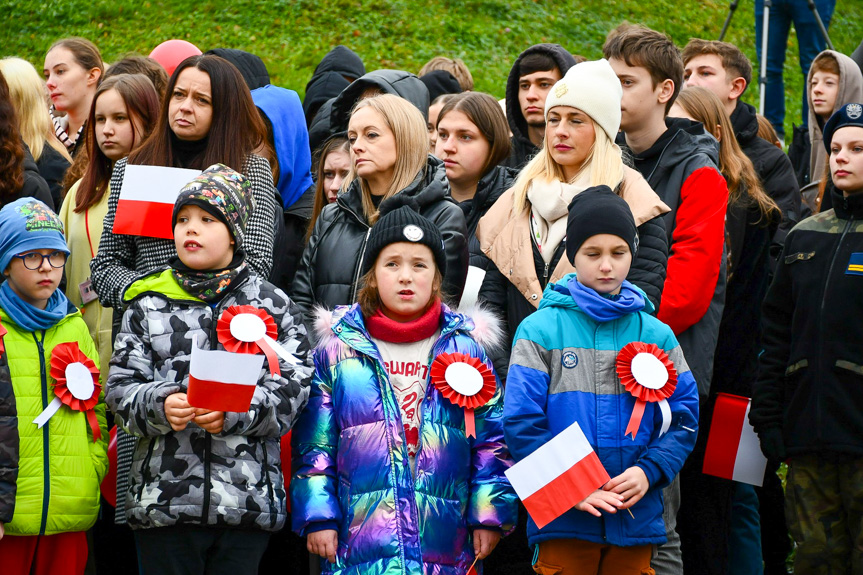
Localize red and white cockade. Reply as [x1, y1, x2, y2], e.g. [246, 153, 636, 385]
[33, 341, 102, 441]
[217, 305, 300, 376]
[429, 352, 496, 438]
[615, 342, 677, 440]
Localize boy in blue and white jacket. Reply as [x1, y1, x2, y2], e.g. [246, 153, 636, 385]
[503, 186, 699, 574]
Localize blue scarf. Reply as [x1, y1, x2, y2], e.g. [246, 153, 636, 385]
[567, 276, 645, 323]
[0, 281, 70, 332]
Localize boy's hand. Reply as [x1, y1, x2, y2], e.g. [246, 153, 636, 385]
[575, 489, 624, 517]
[473, 528, 501, 559]
[0, 520, 4, 540]
[194, 409, 225, 434]
[165, 393, 196, 431]
[604, 466, 649, 509]
[307, 529, 338, 563]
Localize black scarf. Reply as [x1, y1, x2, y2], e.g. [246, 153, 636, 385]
[169, 250, 249, 302]
[171, 132, 210, 169]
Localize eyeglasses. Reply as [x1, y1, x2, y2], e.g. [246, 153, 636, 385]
[12, 251, 68, 270]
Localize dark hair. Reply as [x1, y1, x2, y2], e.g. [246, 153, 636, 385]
[128, 54, 267, 172]
[105, 55, 169, 101]
[437, 92, 511, 176]
[603, 23, 683, 114]
[682, 39, 752, 94]
[75, 74, 160, 213]
[48, 37, 104, 77]
[519, 53, 559, 78]
[307, 136, 350, 242]
[0, 71, 24, 202]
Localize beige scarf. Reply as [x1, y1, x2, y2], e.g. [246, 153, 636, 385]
[527, 171, 591, 263]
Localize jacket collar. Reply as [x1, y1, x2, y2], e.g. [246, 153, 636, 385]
[832, 188, 863, 220]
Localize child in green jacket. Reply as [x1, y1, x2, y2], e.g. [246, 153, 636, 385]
[0, 198, 107, 575]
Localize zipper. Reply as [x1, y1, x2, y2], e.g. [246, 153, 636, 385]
[350, 227, 373, 302]
[261, 441, 275, 509]
[34, 331, 49, 535]
[816, 215, 853, 445]
[201, 304, 222, 523]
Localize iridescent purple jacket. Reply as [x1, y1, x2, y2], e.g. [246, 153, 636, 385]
[291, 303, 517, 574]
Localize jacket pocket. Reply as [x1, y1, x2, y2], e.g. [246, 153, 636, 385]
[261, 441, 275, 503]
[533, 561, 564, 575]
[784, 251, 815, 264]
[136, 439, 156, 502]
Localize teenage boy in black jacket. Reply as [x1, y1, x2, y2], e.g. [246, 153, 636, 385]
[752, 103, 863, 575]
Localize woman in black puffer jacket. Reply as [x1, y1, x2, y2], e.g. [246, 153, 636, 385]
[292, 94, 468, 322]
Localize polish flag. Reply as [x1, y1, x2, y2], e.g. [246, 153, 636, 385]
[505, 421, 610, 529]
[703, 393, 768, 486]
[187, 344, 265, 413]
[112, 165, 201, 239]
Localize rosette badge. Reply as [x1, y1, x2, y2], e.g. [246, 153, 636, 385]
[217, 305, 301, 376]
[429, 352, 496, 438]
[615, 342, 677, 440]
[33, 342, 102, 441]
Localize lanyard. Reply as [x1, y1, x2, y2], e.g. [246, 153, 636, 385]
[84, 208, 95, 259]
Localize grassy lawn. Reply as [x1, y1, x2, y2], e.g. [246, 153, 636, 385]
[3, 0, 862, 137]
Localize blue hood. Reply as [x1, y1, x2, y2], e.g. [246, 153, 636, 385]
[251, 85, 314, 209]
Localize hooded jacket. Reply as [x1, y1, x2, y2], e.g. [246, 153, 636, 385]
[503, 276, 698, 547]
[0, 302, 108, 535]
[15, 143, 53, 211]
[106, 269, 312, 531]
[34, 144, 70, 210]
[793, 50, 863, 211]
[503, 44, 578, 170]
[252, 85, 314, 210]
[330, 69, 430, 134]
[730, 101, 801, 262]
[309, 46, 365, 83]
[204, 48, 270, 90]
[292, 156, 468, 322]
[475, 167, 670, 377]
[620, 118, 728, 400]
[291, 303, 517, 575]
[752, 188, 863, 458]
[303, 72, 350, 129]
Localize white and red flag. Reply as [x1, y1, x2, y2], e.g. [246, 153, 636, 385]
[702, 393, 768, 486]
[186, 344, 265, 413]
[505, 421, 611, 529]
[112, 165, 200, 239]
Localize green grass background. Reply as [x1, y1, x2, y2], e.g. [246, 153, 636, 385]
[3, 0, 862, 138]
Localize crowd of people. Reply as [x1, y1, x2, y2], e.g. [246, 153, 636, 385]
[0, 15, 862, 575]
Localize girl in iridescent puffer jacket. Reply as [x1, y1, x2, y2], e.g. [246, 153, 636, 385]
[291, 200, 517, 575]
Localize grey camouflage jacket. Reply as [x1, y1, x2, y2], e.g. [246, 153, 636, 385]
[106, 269, 312, 531]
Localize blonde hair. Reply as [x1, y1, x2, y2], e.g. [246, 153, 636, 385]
[0, 57, 71, 163]
[511, 117, 625, 214]
[344, 94, 429, 224]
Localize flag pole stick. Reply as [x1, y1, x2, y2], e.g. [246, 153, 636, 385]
[627, 508, 635, 519]
[467, 555, 479, 574]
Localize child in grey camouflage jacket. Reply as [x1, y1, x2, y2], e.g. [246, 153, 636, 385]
[105, 164, 312, 574]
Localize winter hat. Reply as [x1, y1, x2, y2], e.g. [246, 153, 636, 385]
[566, 185, 639, 264]
[420, 70, 462, 103]
[823, 103, 863, 152]
[544, 59, 623, 141]
[0, 198, 69, 272]
[172, 164, 255, 249]
[361, 195, 446, 277]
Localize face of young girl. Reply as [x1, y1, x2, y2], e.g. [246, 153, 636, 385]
[43, 47, 98, 113]
[174, 205, 234, 270]
[375, 242, 437, 322]
[323, 148, 351, 203]
[435, 110, 491, 190]
[95, 89, 142, 162]
[4, 248, 66, 309]
[830, 126, 863, 194]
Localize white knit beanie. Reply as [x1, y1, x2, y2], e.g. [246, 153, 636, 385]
[544, 59, 622, 141]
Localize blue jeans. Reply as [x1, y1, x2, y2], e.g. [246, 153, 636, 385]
[754, 0, 836, 138]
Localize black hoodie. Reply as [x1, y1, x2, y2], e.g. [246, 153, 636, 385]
[310, 45, 365, 82]
[204, 48, 270, 90]
[503, 44, 578, 170]
[303, 71, 349, 127]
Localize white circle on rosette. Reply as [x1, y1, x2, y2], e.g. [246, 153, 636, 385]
[444, 362, 483, 396]
[630, 352, 669, 389]
[65, 362, 95, 400]
[231, 313, 267, 343]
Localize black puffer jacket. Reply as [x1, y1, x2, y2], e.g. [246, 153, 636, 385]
[730, 102, 801, 267]
[292, 156, 468, 323]
[8, 144, 53, 211]
[34, 144, 70, 210]
[502, 44, 577, 170]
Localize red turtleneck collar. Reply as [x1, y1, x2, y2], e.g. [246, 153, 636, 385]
[366, 299, 442, 343]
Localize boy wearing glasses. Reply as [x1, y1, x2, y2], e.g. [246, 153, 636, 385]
[0, 198, 107, 575]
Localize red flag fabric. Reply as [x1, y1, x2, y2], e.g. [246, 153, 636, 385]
[112, 165, 200, 239]
[186, 345, 264, 413]
[703, 393, 768, 486]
